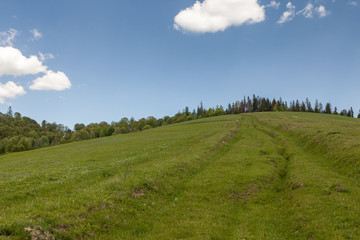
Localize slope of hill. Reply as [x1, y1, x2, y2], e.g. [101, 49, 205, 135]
[1, 112, 360, 239]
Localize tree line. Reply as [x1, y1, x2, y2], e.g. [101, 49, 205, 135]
[0, 95, 358, 154]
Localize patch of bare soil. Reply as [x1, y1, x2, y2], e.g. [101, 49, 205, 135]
[24, 226, 54, 240]
[132, 188, 145, 198]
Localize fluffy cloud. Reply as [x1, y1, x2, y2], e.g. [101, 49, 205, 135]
[277, 2, 296, 24]
[0, 46, 47, 77]
[30, 28, 42, 40]
[174, 0, 265, 33]
[316, 5, 329, 17]
[0, 81, 26, 103]
[0, 29, 17, 46]
[30, 70, 71, 91]
[0, 28, 71, 103]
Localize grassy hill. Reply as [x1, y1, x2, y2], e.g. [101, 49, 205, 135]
[1, 112, 360, 239]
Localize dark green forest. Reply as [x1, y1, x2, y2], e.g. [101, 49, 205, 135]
[1, 95, 358, 154]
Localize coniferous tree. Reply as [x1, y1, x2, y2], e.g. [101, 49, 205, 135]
[184, 106, 190, 116]
[301, 102, 306, 112]
[279, 97, 283, 107]
[314, 100, 320, 113]
[247, 97, 252, 113]
[290, 101, 295, 112]
[252, 95, 258, 112]
[271, 99, 277, 110]
[295, 100, 300, 112]
[7, 106, 13, 118]
[325, 103, 332, 114]
[240, 100, 245, 113]
[305, 98, 313, 112]
[226, 103, 232, 114]
[197, 101, 204, 116]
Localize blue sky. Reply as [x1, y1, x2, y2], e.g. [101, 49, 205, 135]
[0, 0, 359, 128]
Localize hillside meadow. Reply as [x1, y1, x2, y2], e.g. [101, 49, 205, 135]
[1, 112, 360, 239]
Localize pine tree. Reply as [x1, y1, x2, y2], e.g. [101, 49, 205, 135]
[348, 107, 354, 118]
[295, 100, 300, 112]
[271, 99, 277, 110]
[325, 103, 332, 114]
[252, 95, 258, 112]
[301, 102, 306, 112]
[7, 106, 13, 117]
[334, 107, 338, 114]
[247, 97, 252, 113]
[305, 98, 313, 112]
[314, 100, 320, 113]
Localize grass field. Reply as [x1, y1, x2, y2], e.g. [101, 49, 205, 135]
[1, 112, 360, 239]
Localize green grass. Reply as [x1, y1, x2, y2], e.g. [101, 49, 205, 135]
[1, 112, 360, 239]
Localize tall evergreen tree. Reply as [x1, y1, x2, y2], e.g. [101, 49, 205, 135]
[301, 102, 306, 112]
[334, 107, 338, 115]
[295, 100, 300, 112]
[252, 95, 258, 112]
[305, 98, 313, 112]
[325, 103, 332, 114]
[247, 97, 252, 113]
[314, 100, 320, 113]
[7, 106, 13, 118]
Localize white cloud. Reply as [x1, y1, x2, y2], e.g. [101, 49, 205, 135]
[38, 52, 55, 62]
[0, 29, 17, 46]
[0, 81, 26, 103]
[265, 1, 280, 9]
[277, 2, 296, 24]
[278, 2, 329, 24]
[30, 70, 71, 91]
[30, 28, 42, 40]
[0, 29, 70, 103]
[316, 5, 329, 17]
[347, 1, 358, 6]
[0, 46, 47, 77]
[298, 3, 314, 18]
[174, 0, 265, 33]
